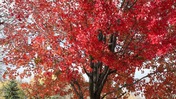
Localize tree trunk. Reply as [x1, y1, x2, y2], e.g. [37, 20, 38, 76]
[88, 61, 114, 99]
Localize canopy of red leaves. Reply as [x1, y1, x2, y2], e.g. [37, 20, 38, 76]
[0, 0, 175, 98]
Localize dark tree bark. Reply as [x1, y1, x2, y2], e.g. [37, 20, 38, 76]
[88, 60, 116, 99]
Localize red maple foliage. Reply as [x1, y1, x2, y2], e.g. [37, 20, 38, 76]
[0, 0, 176, 99]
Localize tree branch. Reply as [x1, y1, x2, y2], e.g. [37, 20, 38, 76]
[70, 79, 84, 99]
[116, 92, 127, 99]
[96, 66, 110, 95]
[108, 69, 117, 75]
[101, 68, 176, 98]
[83, 66, 91, 77]
[129, 0, 137, 9]
[120, 0, 126, 8]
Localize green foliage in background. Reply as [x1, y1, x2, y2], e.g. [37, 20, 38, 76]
[0, 80, 26, 99]
[3, 80, 20, 99]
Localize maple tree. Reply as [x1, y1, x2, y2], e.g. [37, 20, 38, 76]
[0, 0, 176, 99]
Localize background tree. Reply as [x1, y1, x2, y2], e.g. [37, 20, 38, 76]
[2, 80, 26, 99]
[3, 80, 20, 99]
[20, 71, 72, 99]
[0, 0, 175, 99]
